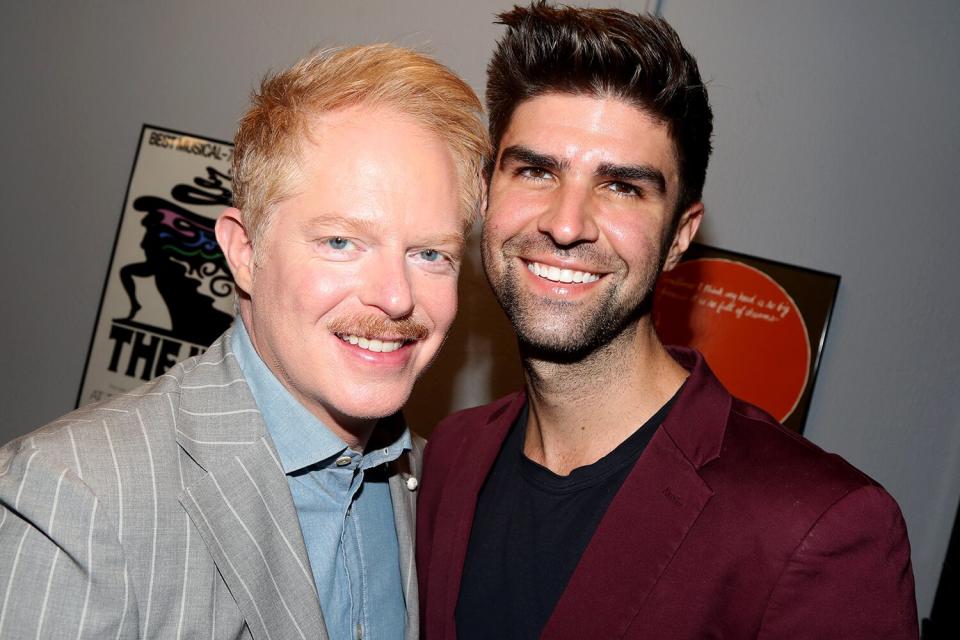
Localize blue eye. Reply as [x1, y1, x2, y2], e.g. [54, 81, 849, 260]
[420, 249, 441, 262]
[325, 237, 351, 250]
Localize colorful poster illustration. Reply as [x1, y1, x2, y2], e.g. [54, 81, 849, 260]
[653, 244, 840, 433]
[77, 125, 235, 407]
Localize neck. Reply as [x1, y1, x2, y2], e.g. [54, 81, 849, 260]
[278, 377, 378, 451]
[239, 308, 376, 452]
[318, 412, 377, 452]
[520, 319, 687, 475]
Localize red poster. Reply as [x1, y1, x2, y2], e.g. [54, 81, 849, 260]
[653, 244, 840, 433]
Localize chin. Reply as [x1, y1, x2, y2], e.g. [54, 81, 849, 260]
[336, 385, 413, 421]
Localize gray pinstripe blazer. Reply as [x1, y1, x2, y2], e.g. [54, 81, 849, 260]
[0, 326, 421, 640]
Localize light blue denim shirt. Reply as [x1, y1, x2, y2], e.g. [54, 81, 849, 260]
[231, 321, 408, 640]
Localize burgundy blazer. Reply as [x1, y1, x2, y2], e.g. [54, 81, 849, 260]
[417, 348, 918, 639]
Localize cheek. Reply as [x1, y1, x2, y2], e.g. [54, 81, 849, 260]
[281, 264, 358, 316]
[418, 277, 459, 332]
[486, 187, 542, 234]
[604, 217, 660, 258]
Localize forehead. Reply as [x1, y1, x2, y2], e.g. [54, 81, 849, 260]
[499, 93, 679, 179]
[299, 104, 449, 182]
[269, 104, 463, 238]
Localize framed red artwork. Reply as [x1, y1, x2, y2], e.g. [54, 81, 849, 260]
[653, 243, 840, 434]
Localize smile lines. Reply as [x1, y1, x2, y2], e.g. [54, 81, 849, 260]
[526, 260, 601, 284]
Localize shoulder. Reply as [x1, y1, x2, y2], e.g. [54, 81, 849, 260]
[0, 385, 180, 537]
[419, 392, 522, 496]
[728, 397, 875, 490]
[665, 347, 880, 512]
[428, 392, 523, 451]
[0, 332, 237, 509]
[690, 396, 916, 634]
[742, 410, 918, 636]
[0, 415, 141, 637]
[709, 396, 898, 541]
[3, 372, 179, 468]
[2, 326, 242, 462]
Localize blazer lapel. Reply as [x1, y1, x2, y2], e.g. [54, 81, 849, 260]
[389, 445, 420, 640]
[427, 393, 526, 638]
[541, 430, 713, 639]
[543, 347, 729, 640]
[181, 437, 327, 640]
[174, 331, 326, 640]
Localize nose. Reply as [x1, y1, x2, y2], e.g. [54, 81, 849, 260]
[536, 183, 599, 246]
[358, 251, 415, 319]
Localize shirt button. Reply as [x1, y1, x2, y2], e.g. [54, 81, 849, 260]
[335, 455, 352, 467]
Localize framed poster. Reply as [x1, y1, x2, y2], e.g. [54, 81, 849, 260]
[653, 243, 840, 433]
[76, 125, 235, 407]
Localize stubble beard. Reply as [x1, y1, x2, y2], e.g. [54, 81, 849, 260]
[481, 233, 668, 365]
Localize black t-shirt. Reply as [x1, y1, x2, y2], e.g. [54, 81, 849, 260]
[455, 392, 678, 640]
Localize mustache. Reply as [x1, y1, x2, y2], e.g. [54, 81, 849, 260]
[328, 314, 430, 341]
[501, 234, 621, 270]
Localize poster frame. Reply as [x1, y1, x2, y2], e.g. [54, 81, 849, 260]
[655, 242, 841, 433]
[75, 124, 235, 408]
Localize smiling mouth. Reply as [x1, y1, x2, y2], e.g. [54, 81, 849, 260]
[526, 260, 601, 284]
[337, 334, 411, 353]
[328, 315, 429, 355]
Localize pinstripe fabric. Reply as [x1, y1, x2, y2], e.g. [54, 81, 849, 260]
[0, 326, 422, 640]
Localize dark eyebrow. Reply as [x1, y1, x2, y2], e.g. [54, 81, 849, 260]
[595, 162, 666, 194]
[500, 145, 666, 195]
[498, 145, 568, 174]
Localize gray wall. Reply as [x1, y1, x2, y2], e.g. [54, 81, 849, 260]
[1, 0, 957, 620]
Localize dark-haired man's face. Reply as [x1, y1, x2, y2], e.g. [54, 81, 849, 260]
[481, 93, 702, 358]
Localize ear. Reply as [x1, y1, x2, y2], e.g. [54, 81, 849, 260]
[663, 202, 704, 272]
[215, 207, 255, 294]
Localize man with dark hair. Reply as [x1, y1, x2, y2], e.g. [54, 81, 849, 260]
[417, 4, 918, 638]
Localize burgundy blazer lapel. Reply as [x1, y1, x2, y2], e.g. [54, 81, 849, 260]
[425, 392, 526, 639]
[541, 430, 713, 639]
[543, 348, 730, 639]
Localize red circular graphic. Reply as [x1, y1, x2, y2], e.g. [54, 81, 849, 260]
[653, 259, 810, 422]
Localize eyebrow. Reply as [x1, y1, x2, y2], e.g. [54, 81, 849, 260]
[300, 214, 380, 237]
[499, 145, 666, 195]
[300, 215, 465, 248]
[595, 162, 667, 194]
[425, 233, 467, 251]
[498, 145, 568, 174]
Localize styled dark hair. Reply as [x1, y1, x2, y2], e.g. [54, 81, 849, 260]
[487, 1, 713, 215]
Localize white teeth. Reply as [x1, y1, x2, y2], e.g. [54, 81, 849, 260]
[527, 261, 600, 284]
[340, 335, 404, 353]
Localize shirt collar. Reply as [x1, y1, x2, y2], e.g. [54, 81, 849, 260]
[230, 319, 411, 474]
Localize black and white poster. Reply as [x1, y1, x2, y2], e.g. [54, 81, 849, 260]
[76, 125, 235, 407]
